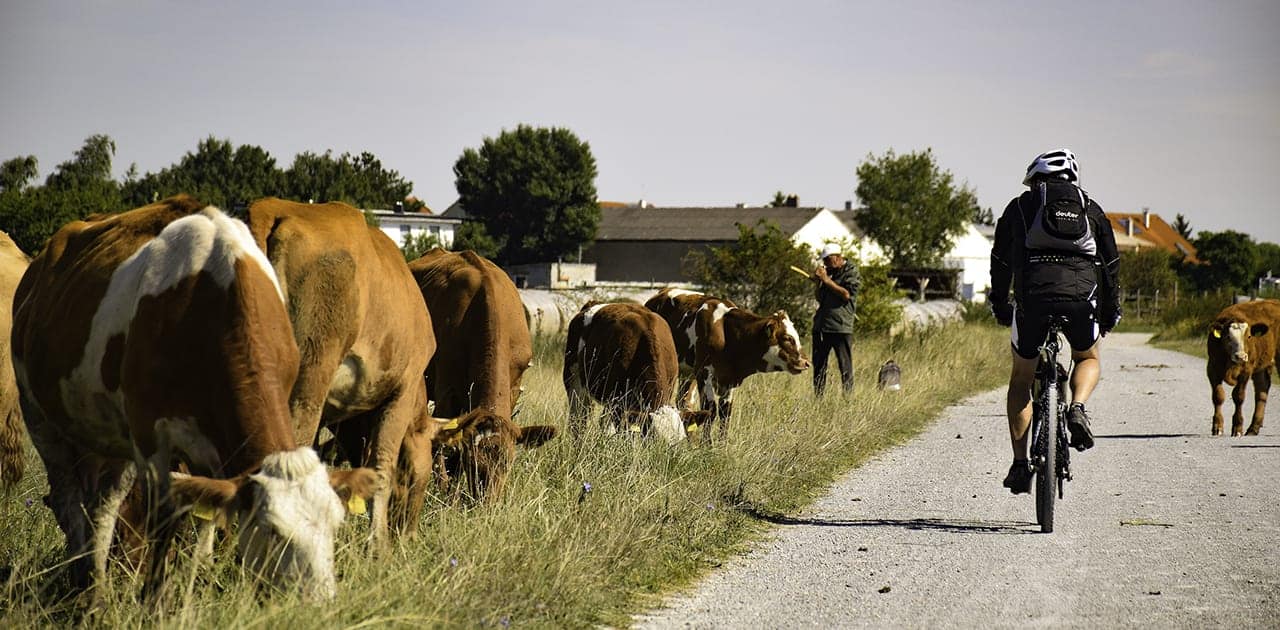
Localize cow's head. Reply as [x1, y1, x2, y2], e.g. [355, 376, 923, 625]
[435, 409, 557, 501]
[760, 310, 810, 374]
[169, 447, 377, 600]
[1210, 319, 1269, 365]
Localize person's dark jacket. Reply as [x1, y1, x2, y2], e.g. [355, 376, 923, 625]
[989, 181, 1121, 327]
[813, 262, 861, 334]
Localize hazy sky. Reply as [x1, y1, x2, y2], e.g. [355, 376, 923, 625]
[3, 1, 1278, 244]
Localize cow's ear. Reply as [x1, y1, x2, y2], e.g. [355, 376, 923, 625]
[516, 425, 558, 448]
[170, 473, 242, 522]
[773, 309, 788, 319]
[1251, 323, 1269, 337]
[329, 467, 379, 515]
[1211, 327, 1222, 339]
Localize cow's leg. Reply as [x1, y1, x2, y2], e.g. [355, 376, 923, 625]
[393, 412, 436, 535]
[91, 461, 136, 587]
[137, 454, 179, 604]
[1211, 380, 1226, 436]
[362, 376, 422, 544]
[284, 254, 360, 446]
[1230, 380, 1249, 437]
[22, 403, 97, 592]
[715, 387, 735, 440]
[696, 366, 719, 442]
[1245, 368, 1270, 436]
[564, 360, 592, 436]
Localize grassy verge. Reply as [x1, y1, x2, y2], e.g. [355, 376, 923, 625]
[0, 322, 1008, 629]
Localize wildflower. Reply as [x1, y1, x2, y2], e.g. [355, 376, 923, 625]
[25, 498, 33, 508]
[705, 503, 715, 511]
[499, 616, 511, 628]
[577, 481, 593, 504]
[449, 557, 459, 568]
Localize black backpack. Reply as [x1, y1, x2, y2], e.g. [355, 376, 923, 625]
[1023, 180, 1096, 256]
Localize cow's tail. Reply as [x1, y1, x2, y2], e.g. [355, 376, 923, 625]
[0, 403, 24, 490]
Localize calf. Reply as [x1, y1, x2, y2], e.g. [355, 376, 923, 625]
[644, 288, 809, 439]
[563, 302, 698, 443]
[1207, 299, 1280, 436]
[0, 231, 28, 489]
[11, 197, 374, 601]
[409, 248, 557, 501]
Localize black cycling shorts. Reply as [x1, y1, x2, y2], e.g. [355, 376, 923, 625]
[1010, 300, 1099, 360]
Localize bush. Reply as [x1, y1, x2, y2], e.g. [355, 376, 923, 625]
[1150, 289, 1235, 342]
[852, 262, 905, 335]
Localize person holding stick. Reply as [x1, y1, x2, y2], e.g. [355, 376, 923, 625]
[809, 243, 861, 396]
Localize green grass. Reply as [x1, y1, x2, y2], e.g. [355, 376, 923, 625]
[1149, 335, 1207, 360]
[0, 322, 1009, 629]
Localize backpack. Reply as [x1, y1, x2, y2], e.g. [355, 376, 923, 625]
[1023, 180, 1096, 256]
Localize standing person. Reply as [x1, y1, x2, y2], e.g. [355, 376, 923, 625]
[811, 243, 861, 396]
[988, 148, 1122, 494]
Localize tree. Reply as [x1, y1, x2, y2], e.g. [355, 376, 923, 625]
[853, 148, 978, 268]
[122, 136, 285, 210]
[769, 191, 798, 207]
[683, 220, 816, 333]
[1192, 230, 1258, 292]
[45, 134, 116, 190]
[400, 231, 442, 262]
[1119, 248, 1178, 297]
[0, 156, 38, 193]
[1171, 213, 1192, 240]
[1255, 241, 1280, 282]
[283, 150, 413, 209]
[450, 221, 502, 260]
[453, 125, 599, 265]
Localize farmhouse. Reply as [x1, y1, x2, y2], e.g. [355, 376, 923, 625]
[1105, 209, 1199, 263]
[581, 202, 884, 285]
[370, 203, 461, 250]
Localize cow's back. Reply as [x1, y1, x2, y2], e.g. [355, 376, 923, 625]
[572, 302, 678, 410]
[645, 288, 729, 368]
[0, 231, 29, 487]
[410, 248, 532, 418]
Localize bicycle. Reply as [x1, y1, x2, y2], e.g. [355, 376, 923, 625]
[1030, 316, 1072, 533]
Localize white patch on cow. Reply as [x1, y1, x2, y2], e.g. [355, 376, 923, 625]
[1226, 321, 1251, 363]
[649, 406, 686, 445]
[325, 356, 361, 410]
[762, 315, 805, 372]
[239, 447, 346, 601]
[664, 288, 701, 300]
[710, 302, 733, 324]
[581, 302, 608, 328]
[57, 208, 285, 451]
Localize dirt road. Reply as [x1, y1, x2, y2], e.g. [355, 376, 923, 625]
[636, 333, 1279, 628]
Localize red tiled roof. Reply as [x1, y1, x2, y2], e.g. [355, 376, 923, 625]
[1106, 212, 1199, 263]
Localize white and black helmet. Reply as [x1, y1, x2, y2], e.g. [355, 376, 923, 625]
[1023, 148, 1079, 185]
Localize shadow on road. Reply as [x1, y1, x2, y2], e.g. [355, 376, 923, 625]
[1231, 444, 1280, 449]
[738, 507, 1032, 535]
[1094, 433, 1197, 439]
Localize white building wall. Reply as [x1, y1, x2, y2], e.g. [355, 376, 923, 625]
[943, 223, 993, 302]
[373, 214, 456, 250]
[792, 209, 888, 264]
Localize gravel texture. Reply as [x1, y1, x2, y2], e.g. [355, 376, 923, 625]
[634, 333, 1280, 629]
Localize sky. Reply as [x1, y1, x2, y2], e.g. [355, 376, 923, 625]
[2, 1, 1278, 244]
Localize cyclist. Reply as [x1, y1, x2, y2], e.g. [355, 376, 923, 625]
[988, 148, 1121, 494]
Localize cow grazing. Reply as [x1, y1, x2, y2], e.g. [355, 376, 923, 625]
[408, 248, 557, 500]
[644, 288, 810, 439]
[0, 231, 28, 489]
[563, 301, 700, 443]
[11, 197, 374, 600]
[245, 198, 436, 537]
[1207, 299, 1280, 436]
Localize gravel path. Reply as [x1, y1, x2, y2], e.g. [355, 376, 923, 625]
[635, 333, 1279, 629]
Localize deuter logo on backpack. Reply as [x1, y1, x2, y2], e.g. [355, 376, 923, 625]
[1025, 181, 1096, 256]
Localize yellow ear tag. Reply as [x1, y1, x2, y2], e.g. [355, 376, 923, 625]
[628, 425, 642, 433]
[192, 503, 216, 521]
[1212, 329, 1222, 338]
[347, 495, 367, 515]
[440, 418, 460, 431]
[686, 423, 701, 434]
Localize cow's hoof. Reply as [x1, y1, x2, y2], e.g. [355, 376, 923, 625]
[1245, 428, 1261, 436]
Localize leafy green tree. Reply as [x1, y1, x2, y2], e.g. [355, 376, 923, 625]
[1119, 248, 1178, 297]
[283, 150, 413, 209]
[1192, 230, 1258, 292]
[1255, 241, 1280, 280]
[450, 221, 502, 260]
[122, 136, 284, 210]
[1171, 213, 1192, 240]
[768, 191, 798, 207]
[1, 156, 39, 193]
[683, 220, 815, 333]
[854, 148, 979, 268]
[45, 134, 116, 190]
[0, 135, 125, 253]
[453, 125, 599, 265]
[400, 231, 442, 261]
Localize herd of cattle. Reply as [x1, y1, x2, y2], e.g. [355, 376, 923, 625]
[0, 196, 815, 602]
[0, 196, 1275, 603]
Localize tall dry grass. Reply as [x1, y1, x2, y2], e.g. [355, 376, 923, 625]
[0, 321, 1008, 628]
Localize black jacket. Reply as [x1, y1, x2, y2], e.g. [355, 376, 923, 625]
[989, 183, 1121, 319]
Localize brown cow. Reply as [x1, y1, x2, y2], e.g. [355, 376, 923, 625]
[1207, 299, 1280, 436]
[644, 288, 810, 438]
[0, 231, 28, 489]
[563, 301, 699, 443]
[245, 198, 436, 537]
[11, 197, 374, 600]
[408, 248, 557, 500]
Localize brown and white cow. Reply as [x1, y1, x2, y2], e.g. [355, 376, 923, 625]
[0, 231, 28, 489]
[408, 248, 557, 500]
[644, 288, 810, 439]
[245, 198, 436, 537]
[11, 196, 375, 600]
[563, 301, 700, 443]
[1207, 299, 1280, 436]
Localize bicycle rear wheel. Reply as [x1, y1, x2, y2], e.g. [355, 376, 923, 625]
[1035, 381, 1058, 533]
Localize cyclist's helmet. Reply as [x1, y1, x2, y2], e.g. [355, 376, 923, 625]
[1023, 148, 1079, 186]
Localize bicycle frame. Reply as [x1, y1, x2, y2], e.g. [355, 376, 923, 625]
[1030, 317, 1072, 532]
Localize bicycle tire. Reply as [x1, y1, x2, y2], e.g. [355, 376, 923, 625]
[1035, 369, 1058, 533]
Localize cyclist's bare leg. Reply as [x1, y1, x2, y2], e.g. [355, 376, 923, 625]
[1069, 342, 1101, 405]
[1007, 348, 1038, 458]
